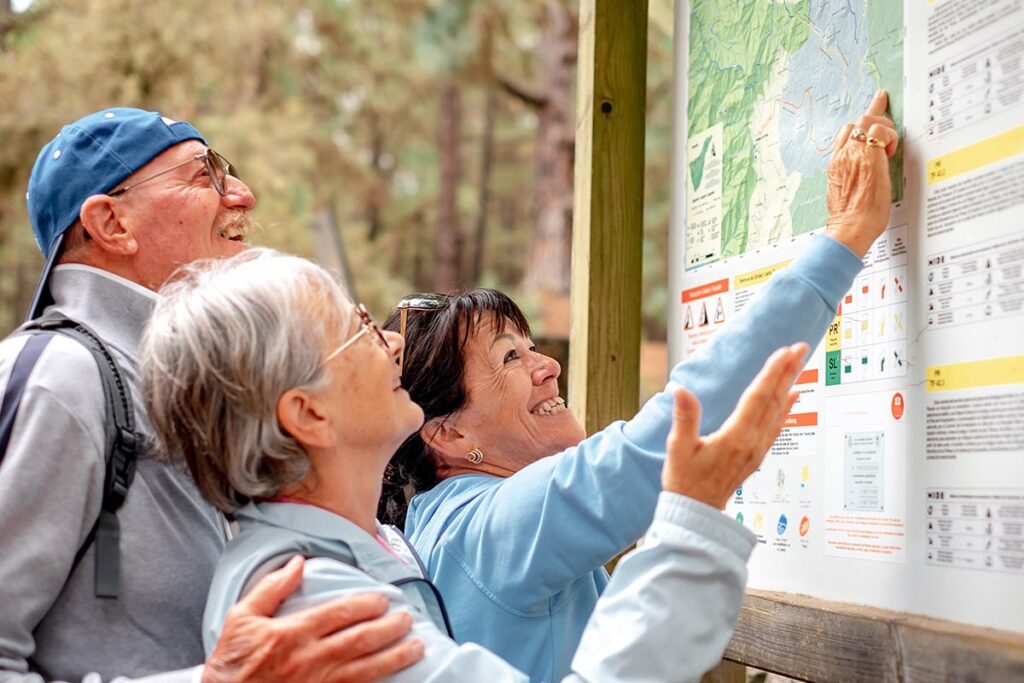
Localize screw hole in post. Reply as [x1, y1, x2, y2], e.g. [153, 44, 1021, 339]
[600, 101, 613, 115]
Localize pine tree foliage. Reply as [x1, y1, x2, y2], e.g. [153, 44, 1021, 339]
[0, 0, 674, 342]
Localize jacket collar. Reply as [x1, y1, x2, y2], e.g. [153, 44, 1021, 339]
[235, 501, 424, 583]
[41, 264, 157, 362]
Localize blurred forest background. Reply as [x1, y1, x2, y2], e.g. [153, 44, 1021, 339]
[0, 0, 676, 393]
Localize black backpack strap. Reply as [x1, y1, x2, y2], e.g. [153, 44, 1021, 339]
[21, 317, 139, 599]
[0, 333, 56, 458]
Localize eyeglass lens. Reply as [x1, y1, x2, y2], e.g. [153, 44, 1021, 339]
[206, 150, 238, 196]
[356, 304, 389, 350]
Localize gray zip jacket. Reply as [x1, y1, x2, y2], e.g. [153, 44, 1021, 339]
[0, 265, 225, 683]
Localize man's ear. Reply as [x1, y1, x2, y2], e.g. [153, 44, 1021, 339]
[420, 416, 470, 463]
[79, 194, 138, 256]
[277, 388, 333, 450]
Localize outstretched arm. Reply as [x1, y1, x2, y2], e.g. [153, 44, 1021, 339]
[569, 360, 801, 683]
[441, 91, 898, 607]
[447, 234, 855, 604]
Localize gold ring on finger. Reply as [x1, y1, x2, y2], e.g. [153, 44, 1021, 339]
[865, 136, 885, 148]
[851, 128, 868, 142]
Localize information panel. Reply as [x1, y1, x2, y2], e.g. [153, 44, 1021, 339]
[671, 0, 1024, 634]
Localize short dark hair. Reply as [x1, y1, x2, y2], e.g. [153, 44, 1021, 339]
[377, 289, 532, 527]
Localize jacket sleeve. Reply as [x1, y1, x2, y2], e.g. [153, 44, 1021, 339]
[565, 492, 755, 683]
[264, 558, 529, 683]
[443, 235, 863, 606]
[0, 336, 107, 683]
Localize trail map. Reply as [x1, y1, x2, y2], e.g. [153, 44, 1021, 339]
[686, 0, 903, 267]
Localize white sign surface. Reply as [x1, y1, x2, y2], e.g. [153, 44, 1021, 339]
[670, 0, 1024, 634]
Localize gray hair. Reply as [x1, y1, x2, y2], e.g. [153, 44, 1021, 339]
[140, 247, 353, 512]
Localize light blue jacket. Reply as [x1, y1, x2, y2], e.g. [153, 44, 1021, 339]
[203, 493, 756, 683]
[405, 235, 864, 681]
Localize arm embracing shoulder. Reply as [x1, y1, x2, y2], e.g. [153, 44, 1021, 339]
[566, 492, 756, 683]
[245, 558, 527, 683]
[0, 336, 107, 682]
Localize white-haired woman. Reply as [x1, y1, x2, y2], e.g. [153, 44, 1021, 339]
[140, 248, 804, 682]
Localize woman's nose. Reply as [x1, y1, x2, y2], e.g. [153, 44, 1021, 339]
[383, 329, 405, 362]
[531, 352, 561, 386]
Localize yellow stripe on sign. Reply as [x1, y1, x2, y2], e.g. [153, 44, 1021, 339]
[735, 260, 791, 290]
[926, 355, 1024, 392]
[927, 125, 1024, 185]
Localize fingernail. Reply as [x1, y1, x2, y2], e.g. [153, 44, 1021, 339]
[411, 639, 425, 656]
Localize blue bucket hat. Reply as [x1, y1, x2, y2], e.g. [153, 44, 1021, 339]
[25, 107, 207, 320]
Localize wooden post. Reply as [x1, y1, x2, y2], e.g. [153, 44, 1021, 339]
[569, 0, 648, 434]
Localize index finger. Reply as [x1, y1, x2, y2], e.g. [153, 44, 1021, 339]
[234, 555, 305, 618]
[866, 89, 888, 118]
[283, 593, 392, 638]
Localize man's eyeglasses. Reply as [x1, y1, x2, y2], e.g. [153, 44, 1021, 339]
[108, 148, 239, 197]
[396, 293, 449, 376]
[321, 304, 390, 368]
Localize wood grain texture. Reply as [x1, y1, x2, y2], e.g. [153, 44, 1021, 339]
[701, 660, 747, 683]
[724, 590, 1024, 682]
[568, 0, 649, 435]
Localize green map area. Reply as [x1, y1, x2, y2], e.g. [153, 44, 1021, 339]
[687, 0, 903, 265]
[689, 135, 714, 191]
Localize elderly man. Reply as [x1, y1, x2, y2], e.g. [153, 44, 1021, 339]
[0, 109, 422, 683]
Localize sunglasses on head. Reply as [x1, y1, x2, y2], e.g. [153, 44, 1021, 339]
[396, 293, 449, 376]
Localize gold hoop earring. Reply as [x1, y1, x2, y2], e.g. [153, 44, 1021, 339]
[466, 448, 484, 464]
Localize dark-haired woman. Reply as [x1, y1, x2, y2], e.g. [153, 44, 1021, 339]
[379, 93, 900, 680]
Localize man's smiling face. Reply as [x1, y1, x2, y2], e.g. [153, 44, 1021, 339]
[113, 140, 257, 289]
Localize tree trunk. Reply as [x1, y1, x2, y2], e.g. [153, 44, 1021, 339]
[471, 9, 498, 287]
[367, 116, 385, 242]
[435, 77, 463, 292]
[522, 0, 577, 296]
[471, 85, 496, 285]
[1, 0, 14, 50]
[309, 203, 358, 301]
[410, 209, 431, 292]
[495, 197, 521, 285]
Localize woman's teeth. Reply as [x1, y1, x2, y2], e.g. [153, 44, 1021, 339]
[532, 396, 566, 416]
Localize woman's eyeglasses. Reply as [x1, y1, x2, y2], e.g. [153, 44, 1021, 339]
[108, 148, 239, 197]
[396, 294, 449, 376]
[321, 304, 389, 368]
